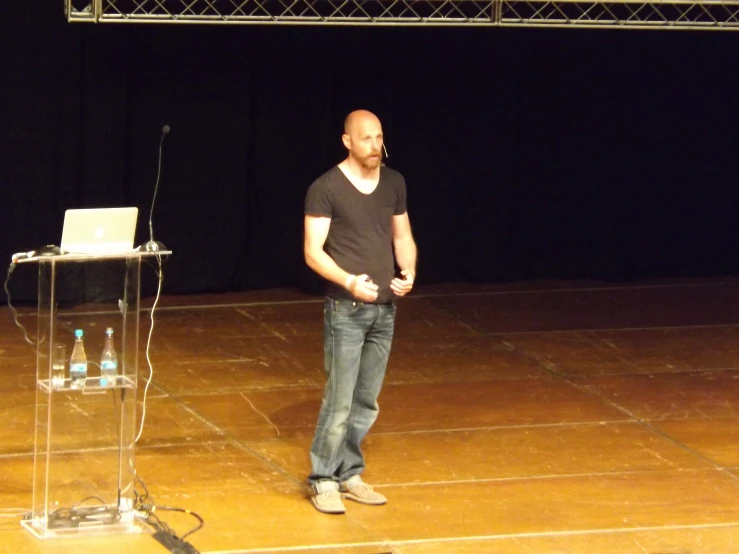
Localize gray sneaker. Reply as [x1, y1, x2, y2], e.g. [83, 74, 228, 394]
[311, 489, 346, 514]
[339, 477, 387, 506]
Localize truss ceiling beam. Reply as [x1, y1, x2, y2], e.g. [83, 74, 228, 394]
[64, 1, 739, 29]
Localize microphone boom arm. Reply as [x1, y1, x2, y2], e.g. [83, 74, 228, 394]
[142, 124, 170, 252]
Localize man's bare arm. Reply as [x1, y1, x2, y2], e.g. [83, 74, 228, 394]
[390, 212, 417, 296]
[304, 215, 378, 301]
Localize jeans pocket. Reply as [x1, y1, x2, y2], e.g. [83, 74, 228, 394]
[331, 298, 361, 315]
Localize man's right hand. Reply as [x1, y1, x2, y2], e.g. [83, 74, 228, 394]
[347, 274, 379, 302]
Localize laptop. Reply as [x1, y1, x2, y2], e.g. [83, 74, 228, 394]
[60, 207, 139, 254]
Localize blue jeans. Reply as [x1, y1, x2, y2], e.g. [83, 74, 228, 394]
[309, 297, 396, 492]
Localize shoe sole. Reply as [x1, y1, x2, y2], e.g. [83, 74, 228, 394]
[311, 496, 346, 514]
[340, 492, 387, 506]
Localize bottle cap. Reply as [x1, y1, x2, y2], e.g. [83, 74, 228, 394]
[106, 327, 114, 335]
[75, 329, 83, 338]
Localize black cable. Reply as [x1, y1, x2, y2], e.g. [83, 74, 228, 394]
[47, 497, 122, 529]
[134, 472, 151, 510]
[150, 506, 204, 540]
[4, 263, 36, 345]
[74, 495, 108, 506]
[133, 473, 204, 547]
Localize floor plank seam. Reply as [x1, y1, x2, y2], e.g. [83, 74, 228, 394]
[202, 521, 739, 554]
[374, 419, 637, 436]
[489, 322, 739, 336]
[419, 281, 739, 297]
[374, 467, 717, 489]
[9, 313, 739, 334]
[0, 439, 236, 460]
[149, 279, 739, 313]
[11, 278, 728, 317]
[590, 333, 645, 371]
[565, 367, 739, 378]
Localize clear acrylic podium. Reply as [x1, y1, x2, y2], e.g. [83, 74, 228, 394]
[17, 250, 170, 539]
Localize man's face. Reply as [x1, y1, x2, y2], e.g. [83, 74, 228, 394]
[346, 118, 383, 171]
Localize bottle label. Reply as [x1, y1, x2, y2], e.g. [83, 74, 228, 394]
[70, 363, 87, 374]
[101, 361, 118, 371]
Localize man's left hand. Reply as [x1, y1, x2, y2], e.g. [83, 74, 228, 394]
[391, 269, 415, 297]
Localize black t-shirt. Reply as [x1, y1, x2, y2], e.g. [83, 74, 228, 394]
[305, 165, 407, 304]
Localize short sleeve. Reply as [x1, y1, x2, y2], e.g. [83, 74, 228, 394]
[305, 178, 333, 217]
[394, 174, 407, 216]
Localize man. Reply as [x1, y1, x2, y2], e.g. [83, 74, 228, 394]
[304, 109, 417, 514]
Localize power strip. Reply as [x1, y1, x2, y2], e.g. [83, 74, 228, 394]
[152, 530, 200, 554]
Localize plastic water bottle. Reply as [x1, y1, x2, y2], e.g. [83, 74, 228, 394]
[69, 329, 88, 388]
[100, 327, 118, 387]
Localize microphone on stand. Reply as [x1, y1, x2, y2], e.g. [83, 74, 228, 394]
[140, 124, 170, 253]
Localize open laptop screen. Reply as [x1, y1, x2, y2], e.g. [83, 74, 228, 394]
[60, 207, 139, 254]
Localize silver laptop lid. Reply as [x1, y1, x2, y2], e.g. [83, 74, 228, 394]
[60, 207, 139, 254]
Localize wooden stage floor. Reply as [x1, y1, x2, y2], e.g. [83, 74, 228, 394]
[2, 278, 739, 553]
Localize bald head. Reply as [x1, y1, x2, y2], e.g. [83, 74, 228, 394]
[341, 110, 384, 172]
[344, 110, 381, 136]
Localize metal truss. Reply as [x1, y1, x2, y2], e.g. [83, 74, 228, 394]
[64, 0, 739, 29]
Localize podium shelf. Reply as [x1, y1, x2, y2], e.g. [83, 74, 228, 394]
[38, 375, 137, 394]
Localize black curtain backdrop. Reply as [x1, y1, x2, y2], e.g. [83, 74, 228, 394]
[2, 5, 738, 303]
